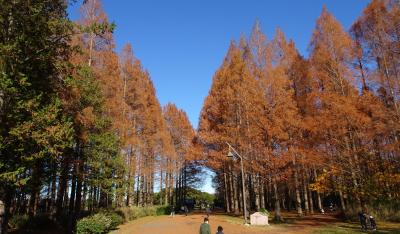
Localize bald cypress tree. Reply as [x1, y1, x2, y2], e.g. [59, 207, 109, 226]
[199, 41, 265, 214]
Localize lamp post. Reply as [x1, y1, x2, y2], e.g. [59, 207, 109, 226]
[226, 142, 248, 224]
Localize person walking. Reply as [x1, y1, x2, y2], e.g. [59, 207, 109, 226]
[199, 217, 211, 234]
[358, 211, 367, 231]
[170, 205, 175, 218]
[184, 205, 189, 216]
[206, 205, 211, 217]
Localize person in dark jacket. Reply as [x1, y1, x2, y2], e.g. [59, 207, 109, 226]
[358, 211, 367, 230]
[184, 205, 189, 216]
[199, 217, 211, 234]
[216, 225, 224, 234]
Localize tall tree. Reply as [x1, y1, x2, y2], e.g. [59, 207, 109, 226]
[199, 41, 265, 215]
[163, 103, 198, 206]
[0, 0, 74, 232]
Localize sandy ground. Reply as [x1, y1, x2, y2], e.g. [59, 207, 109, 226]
[111, 213, 338, 234]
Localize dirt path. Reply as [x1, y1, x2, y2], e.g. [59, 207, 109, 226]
[112, 213, 338, 234]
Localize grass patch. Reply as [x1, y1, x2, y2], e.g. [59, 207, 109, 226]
[220, 215, 245, 225]
[218, 214, 286, 231]
[116, 205, 171, 222]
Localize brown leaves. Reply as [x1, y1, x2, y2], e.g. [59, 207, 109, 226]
[200, 4, 400, 203]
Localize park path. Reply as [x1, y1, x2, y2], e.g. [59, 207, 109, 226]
[111, 213, 338, 234]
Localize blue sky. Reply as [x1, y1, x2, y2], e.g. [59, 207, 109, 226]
[68, 0, 369, 194]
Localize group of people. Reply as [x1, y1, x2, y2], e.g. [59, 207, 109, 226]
[169, 205, 189, 217]
[182, 205, 189, 216]
[320, 202, 337, 214]
[358, 211, 377, 231]
[199, 217, 224, 234]
[169, 205, 223, 234]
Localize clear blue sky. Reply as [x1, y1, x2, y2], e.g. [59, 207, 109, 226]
[68, 0, 369, 194]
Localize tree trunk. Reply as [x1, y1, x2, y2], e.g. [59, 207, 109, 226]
[232, 172, 239, 214]
[313, 168, 322, 211]
[260, 179, 265, 209]
[294, 160, 303, 216]
[69, 169, 76, 214]
[1, 188, 13, 234]
[273, 175, 282, 222]
[224, 171, 230, 212]
[139, 175, 145, 206]
[255, 175, 260, 210]
[28, 164, 42, 217]
[50, 165, 57, 217]
[56, 156, 69, 217]
[302, 171, 309, 215]
[307, 181, 314, 214]
[268, 175, 272, 210]
[169, 167, 174, 205]
[82, 180, 88, 211]
[160, 168, 164, 205]
[338, 189, 346, 211]
[75, 159, 84, 216]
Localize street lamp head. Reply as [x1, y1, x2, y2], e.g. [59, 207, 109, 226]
[227, 150, 234, 158]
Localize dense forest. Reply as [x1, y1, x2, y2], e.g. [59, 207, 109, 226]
[200, 0, 400, 222]
[0, 0, 202, 233]
[0, 0, 399, 233]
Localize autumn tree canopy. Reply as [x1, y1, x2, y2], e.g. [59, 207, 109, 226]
[0, 0, 399, 233]
[199, 0, 400, 221]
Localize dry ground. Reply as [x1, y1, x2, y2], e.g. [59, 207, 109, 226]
[111, 212, 348, 234]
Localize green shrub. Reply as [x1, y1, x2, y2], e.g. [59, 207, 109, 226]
[9, 214, 29, 230]
[345, 199, 400, 222]
[9, 214, 60, 232]
[116, 207, 130, 222]
[116, 205, 170, 222]
[117, 206, 140, 221]
[76, 213, 112, 234]
[129, 207, 146, 219]
[143, 206, 157, 216]
[259, 208, 270, 216]
[105, 212, 124, 230]
[156, 205, 172, 215]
